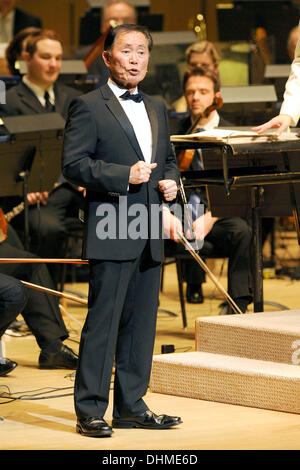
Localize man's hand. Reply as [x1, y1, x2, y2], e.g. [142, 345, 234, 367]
[162, 207, 183, 242]
[27, 191, 48, 205]
[129, 161, 157, 184]
[186, 211, 218, 241]
[252, 114, 292, 136]
[78, 186, 86, 197]
[158, 179, 178, 202]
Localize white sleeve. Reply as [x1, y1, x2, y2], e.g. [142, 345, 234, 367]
[280, 22, 300, 126]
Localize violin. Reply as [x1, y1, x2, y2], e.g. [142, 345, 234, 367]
[177, 95, 223, 171]
[0, 201, 29, 243]
[0, 208, 7, 242]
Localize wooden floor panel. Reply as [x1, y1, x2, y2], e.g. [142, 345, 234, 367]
[1, 249, 300, 451]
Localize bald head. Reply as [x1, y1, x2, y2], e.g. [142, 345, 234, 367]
[101, 1, 137, 32]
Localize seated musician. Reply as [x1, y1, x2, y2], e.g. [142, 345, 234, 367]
[0, 273, 27, 376]
[0, 29, 84, 285]
[75, 0, 137, 83]
[171, 40, 221, 114]
[166, 67, 252, 313]
[0, 214, 78, 371]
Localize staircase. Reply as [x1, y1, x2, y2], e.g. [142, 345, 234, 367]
[150, 310, 300, 413]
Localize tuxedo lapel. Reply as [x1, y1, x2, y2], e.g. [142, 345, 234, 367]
[100, 85, 145, 161]
[17, 82, 45, 114]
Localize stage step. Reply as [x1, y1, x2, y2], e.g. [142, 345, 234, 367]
[150, 351, 300, 414]
[195, 310, 300, 365]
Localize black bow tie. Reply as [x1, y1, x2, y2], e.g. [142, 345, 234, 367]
[120, 90, 143, 103]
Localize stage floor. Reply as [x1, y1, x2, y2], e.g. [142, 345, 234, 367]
[1, 233, 300, 452]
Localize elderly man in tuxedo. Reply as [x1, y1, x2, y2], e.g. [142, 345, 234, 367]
[253, 21, 300, 135]
[62, 24, 181, 437]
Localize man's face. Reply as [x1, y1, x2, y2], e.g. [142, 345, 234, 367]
[187, 51, 217, 73]
[102, 30, 149, 91]
[0, 0, 16, 15]
[184, 75, 219, 119]
[25, 39, 63, 89]
[102, 2, 136, 31]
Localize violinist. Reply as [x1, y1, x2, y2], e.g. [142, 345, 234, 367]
[172, 40, 221, 114]
[168, 67, 252, 312]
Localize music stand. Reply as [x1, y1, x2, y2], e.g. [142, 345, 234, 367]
[220, 85, 278, 126]
[173, 130, 300, 312]
[0, 113, 65, 249]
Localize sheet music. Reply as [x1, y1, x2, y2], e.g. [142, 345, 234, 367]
[171, 128, 300, 145]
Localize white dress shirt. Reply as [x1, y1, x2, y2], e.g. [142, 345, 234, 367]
[280, 21, 300, 126]
[195, 110, 220, 131]
[22, 76, 55, 107]
[108, 78, 153, 164]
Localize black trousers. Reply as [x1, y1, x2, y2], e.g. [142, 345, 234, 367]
[74, 243, 161, 420]
[0, 273, 28, 339]
[0, 224, 69, 349]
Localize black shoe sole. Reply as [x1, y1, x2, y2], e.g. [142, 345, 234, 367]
[76, 424, 113, 437]
[0, 364, 17, 377]
[112, 419, 182, 429]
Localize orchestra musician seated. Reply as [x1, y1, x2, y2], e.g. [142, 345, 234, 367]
[0, 28, 84, 286]
[171, 40, 221, 115]
[167, 67, 252, 313]
[0, 218, 78, 371]
[0, 273, 27, 376]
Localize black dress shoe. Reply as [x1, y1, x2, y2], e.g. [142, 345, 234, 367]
[112, 410, 182, 429]
[76, 417, 113, 437]
[186, 284, 204, 304]
[39, 344, 78, 369]
[0, 358, 18, 376]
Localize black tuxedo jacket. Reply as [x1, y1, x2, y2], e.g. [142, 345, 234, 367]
[62, 84, 180, 262]
[14, 8, 42, 35]
[0, 81, 80, 120]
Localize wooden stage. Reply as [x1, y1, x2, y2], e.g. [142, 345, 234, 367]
[1, 232, 300, 452]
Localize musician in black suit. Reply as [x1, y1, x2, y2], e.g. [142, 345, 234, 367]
[0, 272, 27, 376]
[62, 24, 181, 437]
[0, 29, 82, 284]
[169, 67, 252, 312]
[0, 0, 42, 44]
[0, 223, 78, 370]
